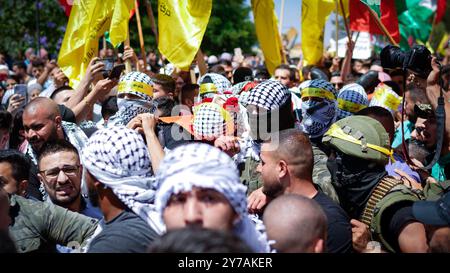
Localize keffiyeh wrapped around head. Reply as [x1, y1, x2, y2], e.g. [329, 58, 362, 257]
[81, 126, 163, 234]
[154, 143, 271, 252]
[197, 73, 232, 99]
[336, 83, 368, 120]
[192, 102, 236, 140]
[108, 72, 154, 126]
[299, 79, 338, 139]
[240, 80, 290, 110]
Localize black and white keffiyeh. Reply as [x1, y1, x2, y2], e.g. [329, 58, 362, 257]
[25, 121, 90, 200]
[240, 80, 290, 110]
[81, 126, 163, 234]
[192, 102, 231, 140]
[118, 71, 154, 101]
[108, 71, 155, 127]
[154, 143, 271, 252]
[198, 73, 232, 94]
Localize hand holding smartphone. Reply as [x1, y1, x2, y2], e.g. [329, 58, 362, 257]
[13, 84, 28, 108]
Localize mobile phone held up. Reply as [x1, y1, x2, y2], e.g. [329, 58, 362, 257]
[13, 84, 28, 108]
[97, 58, 125, 80]
[108, 64, 125, 80]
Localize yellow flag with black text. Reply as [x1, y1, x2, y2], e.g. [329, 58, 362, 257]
[251, 0, 283, 75]
[302, 0, 349, 66]
[158, 0, 212, 71]
[58, 0, 133, 87]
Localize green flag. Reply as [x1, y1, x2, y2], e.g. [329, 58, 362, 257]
[360, 0, 381, 17]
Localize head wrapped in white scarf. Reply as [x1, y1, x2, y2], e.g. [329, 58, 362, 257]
[299, 79, 338, 139]
[81, 126, 163, 234]
[108, 71, 154, 127]
[154, 143, 271, 252]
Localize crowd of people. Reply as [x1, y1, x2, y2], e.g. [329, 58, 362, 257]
[0, 40, 449, 253]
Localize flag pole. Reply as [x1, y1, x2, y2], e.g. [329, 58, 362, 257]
[338, 0, 352, 44]
[196, 49, 207, 76]
[364, 4, 398, 46]
[144, 0, 158, 46]
[335, 0, 339, 54]
[124, 30, 132, 73]
[279, 0, 285, 34]
[134, 0, 147, 69]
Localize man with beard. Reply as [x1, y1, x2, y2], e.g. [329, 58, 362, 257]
[323, 115, 428, 252]
[239, 80, 295, 195]
[37, 139, 101, 219]
[22, 97, 88, 200]
[256, 129, 352, 253]
[22, 97, 88, 165]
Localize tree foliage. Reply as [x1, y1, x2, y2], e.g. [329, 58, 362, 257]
[0, 0, 256, 60]
[0, 0, 68, 59]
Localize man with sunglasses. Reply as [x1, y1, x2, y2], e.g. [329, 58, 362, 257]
[37, 139, 101, 219]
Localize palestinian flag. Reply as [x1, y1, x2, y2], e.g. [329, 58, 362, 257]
[349, 0, 400, 44]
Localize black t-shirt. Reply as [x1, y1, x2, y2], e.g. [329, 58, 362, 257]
[313, 191, 353, 253]
[88, 210, 159, 253]
[381, 203, 416, 252]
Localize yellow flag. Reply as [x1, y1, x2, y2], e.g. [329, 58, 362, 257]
[302, 0, 348, 66]
[109, 0, 134, 47]
[58, 0, 133, 87]
[251, 0, 283, 75]
[437, 33, 449, 56]
[158, 0, 212, 71]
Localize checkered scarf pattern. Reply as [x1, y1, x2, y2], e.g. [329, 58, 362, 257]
[107, 99, 153, 127]
[337, 83, 369, 119]
[81, 126, 163, 234]
[118, 71, 154, 102]
[299, 79, 337, 139]
[192, 102, 230, 140]
[240, 80, 290, 110]
[198, 73, 232, 94]
[154, 143, 271, 252]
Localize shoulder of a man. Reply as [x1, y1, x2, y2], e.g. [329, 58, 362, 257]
[88, 211, 158, 253]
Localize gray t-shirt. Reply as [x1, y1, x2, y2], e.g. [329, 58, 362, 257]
[87, 209, 159, 253]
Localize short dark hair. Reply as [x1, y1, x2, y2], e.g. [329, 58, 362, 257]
[152, 74, 176, 93]
[0, 110, 12, 131]
[0, 149, 31, 182]
[219, 60, 232, 67]
[275, 64, 295, 82]
[154, 96, 175, 117]
[233, 67, 253, 84]
[148, 227, 252, 253]
[254, 67, 270, 80]
[13, 61, 26, 70]
[406, 84, 428, 104]
[208, 64, 227, 78]
[37, 139, 79, 166]
[31, 59, 45, 68]
[101, 96, 118, 119]
[50, 85, 73, 100]
[180, 84, 199, 103]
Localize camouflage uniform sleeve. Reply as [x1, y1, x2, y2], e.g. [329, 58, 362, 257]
[41, 201, 98, 248]
[240, 157, 263, 196]
[312, 146, 340, 204]
[423, 180, 450, 201]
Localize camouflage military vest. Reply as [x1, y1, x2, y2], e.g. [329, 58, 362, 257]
[360, 176, 423, 252]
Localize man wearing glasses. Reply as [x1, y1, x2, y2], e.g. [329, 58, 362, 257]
[37, 139, 101, 219]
